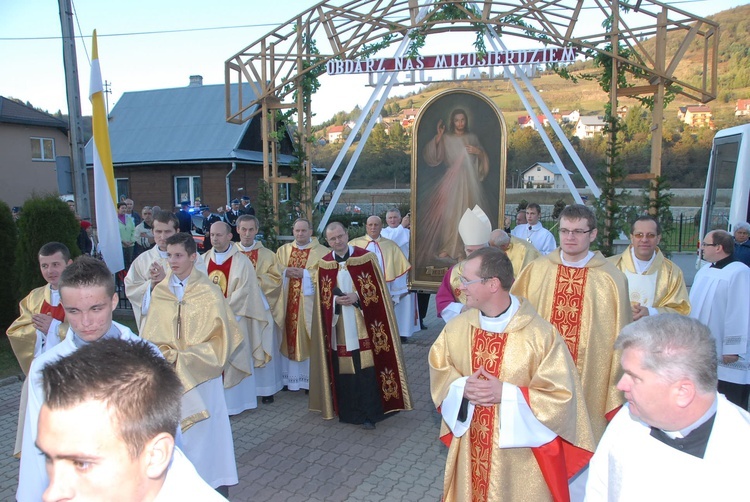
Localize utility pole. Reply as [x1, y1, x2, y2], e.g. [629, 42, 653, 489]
[58, 0, 90, 219]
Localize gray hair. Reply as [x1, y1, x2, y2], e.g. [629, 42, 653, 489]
[386, 207, 401, 217]
[735, 221, 750, 233]
[615, 315, 717, 394]
[489, 229, 510, 248]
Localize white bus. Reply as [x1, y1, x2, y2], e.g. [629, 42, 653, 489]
[698, 123, 750, 248]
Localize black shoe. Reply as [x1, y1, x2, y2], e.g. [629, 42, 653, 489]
[261, 396, 274, 404]
[305, 389, 309, 395]
[281, 385, 289, 391]
[400, 336, 408, 344]
[362, 420, 376, 430]
[420, 320, 428, 330]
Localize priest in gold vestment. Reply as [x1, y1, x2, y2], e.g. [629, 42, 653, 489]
[237, 214, 286, 402]
[430, 247, 594, 502]
[608, 216, 690, 320]
[204, 221, 266, 415]
[275, 218, 329, 390]
[140, 233, 243, 491]
[511, 205, 630, 442]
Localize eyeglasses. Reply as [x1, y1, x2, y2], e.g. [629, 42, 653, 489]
[459, 275, 488, 286]
[701, 242, 720, 248]
[559, 228, 593, 236]
[632, 232, 658, 239]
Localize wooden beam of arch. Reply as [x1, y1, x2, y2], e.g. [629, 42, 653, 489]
[225, 0, 719, 124]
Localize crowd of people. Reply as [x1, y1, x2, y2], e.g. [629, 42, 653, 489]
[6, 196, 750, 500]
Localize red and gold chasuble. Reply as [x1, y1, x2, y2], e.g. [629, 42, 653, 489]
[40, 300, 66, 322]
[317, 248, 408, 414]
[207, 257, 233, 297]
[285, 247, 311, 360]
[550, 265, 588, 364]
[241, 249, 259, 267]
[469, 327, 508, 502]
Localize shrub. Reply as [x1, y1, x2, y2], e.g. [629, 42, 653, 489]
[0, 200, 18, 332]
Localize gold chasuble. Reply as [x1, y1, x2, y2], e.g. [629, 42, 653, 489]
[429, 302, 594, 502]
[276, 240, 329, 362]
[511, 251, 630, 442]
[205, 245, 267, 369]
[348, 235, 411, 282]
[7, 285, 67, 375]
[608, 246, 690, 315]
[140, 270, 245, 393]
[239, 241, 285, 329]
[506, 236, 541, 278]
[309, 247, 412, 420]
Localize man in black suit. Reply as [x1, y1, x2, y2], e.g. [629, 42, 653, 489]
[240, 195, 255, 216]
[200, 206, 222, 252]
[176, 201, 192, 233]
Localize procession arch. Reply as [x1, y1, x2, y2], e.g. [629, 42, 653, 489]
[225, 0, 719, 223]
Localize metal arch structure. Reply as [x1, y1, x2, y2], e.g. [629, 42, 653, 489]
[225, 0, 720, 220]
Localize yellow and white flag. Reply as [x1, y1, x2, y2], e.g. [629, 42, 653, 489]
[89, 30, 124, 273]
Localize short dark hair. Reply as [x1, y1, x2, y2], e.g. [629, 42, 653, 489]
[560, 204, 596, 230]
[237, 214, 260, 228]
[526, 203, 541, 213]
[710, 230, 734, 255]
[41, 338, 183, 458]
[59, 256, 115, 297]
[615, 315, 717, 394]
[39, 242, 71, 262]
[467, 246, 514, 291]
[153, 210, 179, 230]
[166, 232, 197, 255]
[630, 216, 662, 235]
[117, 201, 127, 209]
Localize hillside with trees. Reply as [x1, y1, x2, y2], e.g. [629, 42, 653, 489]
[311, 4, 750, 190]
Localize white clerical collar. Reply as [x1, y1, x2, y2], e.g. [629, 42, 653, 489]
[212, 246, 232, 265]
[50, 287, 60, 306]
[561, 250, 595, 268]
[662, 393, 718, 439]
[296, 239, 313, 249]
[239, 241, 259, 252]
[479, 294, 520, 333]
[169, 273, 190, 301]
[630, 247, 656, 274]
[157, 249, 168, 259]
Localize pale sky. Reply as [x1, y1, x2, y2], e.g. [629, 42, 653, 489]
[1, 0, 747, 125]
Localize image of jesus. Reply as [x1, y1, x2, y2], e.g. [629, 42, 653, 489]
[419, 108, 489, 262]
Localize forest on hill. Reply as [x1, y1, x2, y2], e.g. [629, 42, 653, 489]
[311, 4, 750, 190]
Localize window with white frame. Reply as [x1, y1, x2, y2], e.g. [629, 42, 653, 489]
[174, 176, 202, 206]
[31, 137, 55, 161]
[115, 178, 129, 202]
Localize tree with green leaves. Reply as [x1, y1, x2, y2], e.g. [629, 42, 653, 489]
[15, 195, 80, 299]
[0, 200, 19, 332]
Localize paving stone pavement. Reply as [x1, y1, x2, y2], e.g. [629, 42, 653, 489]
[0, 300, 448, 501]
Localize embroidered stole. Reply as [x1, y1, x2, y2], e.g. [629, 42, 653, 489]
[318, 255, 407, 413]
[550, 265, 588, 363]
[285, 246, 311, 360]
[469, 326, 508, 502]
